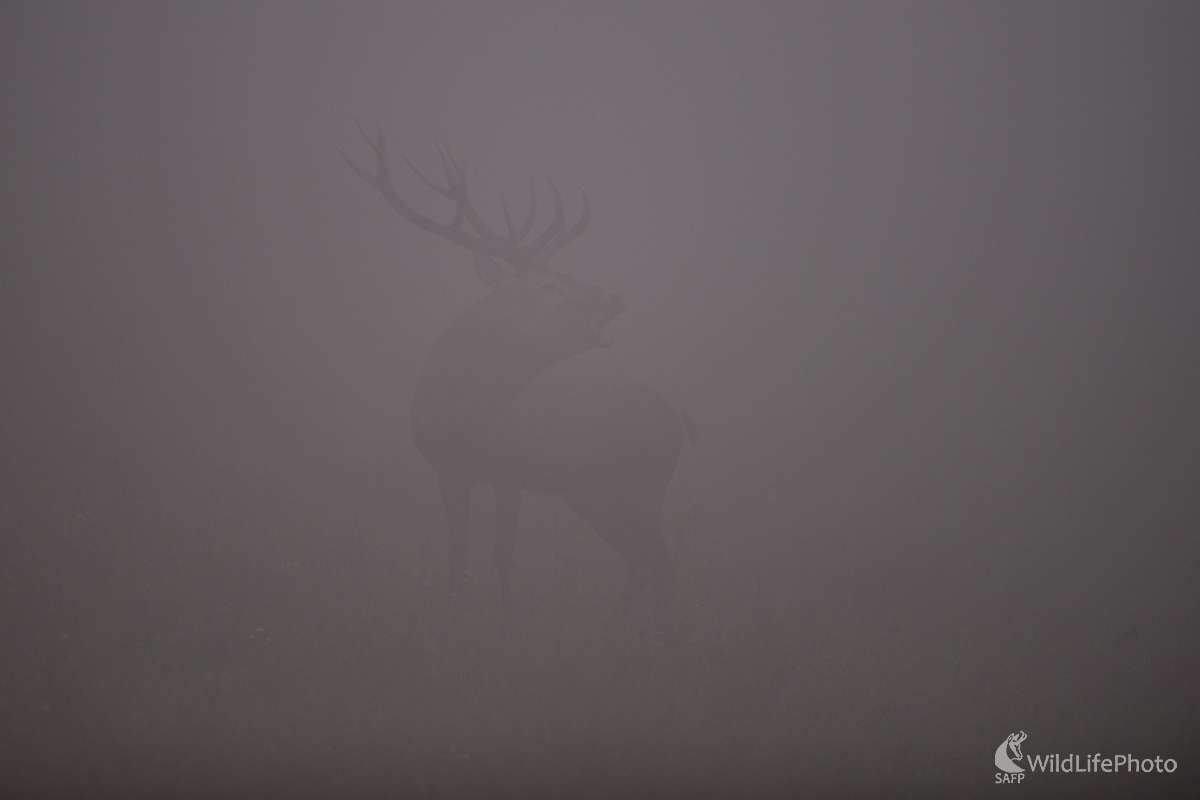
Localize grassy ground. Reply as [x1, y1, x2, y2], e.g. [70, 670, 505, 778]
[2, 446, 1196, 799]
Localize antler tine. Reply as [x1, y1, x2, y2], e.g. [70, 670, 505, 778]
[539, 186, 591, 264]
[337, 143, 375, 188]
[516, 181, 537, 241]
[521, 179, 566, 265]
[402, 153, 453, 199]
[356, 119, 383, 160]
[434, 136, 509, 245]
[501, 192, 518, 243]
[435, 136, 472, 198]
[434, 136, 457, 189]
[567, 187, 591, 241]
[438, 140, 467, 234]
[338, 119, 387, 189]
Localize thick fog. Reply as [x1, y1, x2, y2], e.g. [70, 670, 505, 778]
[2, 4, 1197, 798]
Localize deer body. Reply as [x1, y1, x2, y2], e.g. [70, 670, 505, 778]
[343, 130, 691, 613]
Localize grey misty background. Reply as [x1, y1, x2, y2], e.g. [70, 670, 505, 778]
[1, 2, 1197, 798]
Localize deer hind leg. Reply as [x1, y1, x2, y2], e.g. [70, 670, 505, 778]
[493, 485, 521, 614]
[584, 508, 674, 633]
[640, 514, 675, 634]
[438, 476, 471, 596]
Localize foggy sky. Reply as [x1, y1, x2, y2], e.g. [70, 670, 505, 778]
[2, 3, 1198, 797]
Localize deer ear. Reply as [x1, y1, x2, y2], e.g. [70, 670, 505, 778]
[473, 251, 506, 287]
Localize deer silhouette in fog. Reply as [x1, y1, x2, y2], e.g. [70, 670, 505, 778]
[342, 128, 694, 621]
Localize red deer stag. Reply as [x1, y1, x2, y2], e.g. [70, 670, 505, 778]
[342, 128, 694, 618]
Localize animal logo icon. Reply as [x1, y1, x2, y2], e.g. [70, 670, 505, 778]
[995, 731, 1028, 773]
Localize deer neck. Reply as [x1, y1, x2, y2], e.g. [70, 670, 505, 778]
[410, 294, 577, 473]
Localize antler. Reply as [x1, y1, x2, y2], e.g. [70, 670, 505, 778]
[339, 125, 589, 274]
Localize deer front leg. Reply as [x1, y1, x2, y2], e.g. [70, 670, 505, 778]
[494, 485, 521, 614]
[439, 476, 471, 596]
